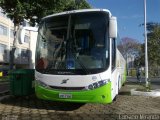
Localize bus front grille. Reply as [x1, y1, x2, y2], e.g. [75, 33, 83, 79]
[49, 86, 86, 91]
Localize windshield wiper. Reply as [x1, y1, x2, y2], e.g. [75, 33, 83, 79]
[68, 40, 90, 75]
[74, 55, 90, 75]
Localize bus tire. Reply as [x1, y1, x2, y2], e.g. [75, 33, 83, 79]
[113, 76, 120, 101]
[122, 82, 125, 86]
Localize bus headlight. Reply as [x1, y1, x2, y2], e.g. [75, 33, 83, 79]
[86, 79, 110, 90]
[36, 79, 50, 89]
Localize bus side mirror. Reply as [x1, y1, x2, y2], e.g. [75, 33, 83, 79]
[18, 27, 38, 44]
[109, 16, 117, 38]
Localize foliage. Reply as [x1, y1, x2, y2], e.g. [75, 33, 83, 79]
[0, 0, 91, 25]
[134, 43, 145, 66]
[147, 22, 160, 76]
[0, 0, 24, 25]
[140, 22, 160, 67]
[137, 22, 160, 77]
[147, 23, 160, 66]
[23, 0, 90, 25]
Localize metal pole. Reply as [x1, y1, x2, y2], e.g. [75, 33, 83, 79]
[144, 0, 149, 87]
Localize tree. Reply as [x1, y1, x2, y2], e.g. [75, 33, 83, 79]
[134, 43, 145, 67]
[137, 22, 160, 77]
[146, 22, 160, 76]
[0, 0, 90, 69]
[118, 37, 141, 61]
[147, 23, 160, 66]
[23, 0, 91, 25]
[118, 37, 141, 74]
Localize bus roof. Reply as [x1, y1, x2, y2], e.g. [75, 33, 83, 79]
[42, 9, 112, 20]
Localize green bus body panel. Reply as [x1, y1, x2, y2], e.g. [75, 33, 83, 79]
[124, 68, 127, 81]
[35, 82, 112, 104]
[123, 65, 127, 84]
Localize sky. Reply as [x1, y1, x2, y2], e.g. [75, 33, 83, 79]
[87, 0, 160, 43]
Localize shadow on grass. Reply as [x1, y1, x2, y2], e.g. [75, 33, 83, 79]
[0, 94, 85, 111]
[119, 91, 131, 96]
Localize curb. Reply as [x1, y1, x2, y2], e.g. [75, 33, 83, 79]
[0, 95, 11, 102]
[131, 89, 160, 97]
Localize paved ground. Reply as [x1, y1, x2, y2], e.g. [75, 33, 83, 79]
[0, 82, 9, 92]
[0, 78, 160, 120]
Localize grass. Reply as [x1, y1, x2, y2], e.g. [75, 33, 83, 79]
[136, 81, 152, 92]
[136, 88, 151, 92]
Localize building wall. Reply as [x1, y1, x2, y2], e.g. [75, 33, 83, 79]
[0, 8, 35, 69]
[29, 31, 37, 69]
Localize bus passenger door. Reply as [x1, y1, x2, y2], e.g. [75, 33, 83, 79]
[111, 38, 118, 100]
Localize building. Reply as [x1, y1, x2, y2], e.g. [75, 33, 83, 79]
[0, 8, 37, 71]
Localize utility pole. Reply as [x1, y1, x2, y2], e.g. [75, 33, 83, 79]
[144, 0, 149, 88]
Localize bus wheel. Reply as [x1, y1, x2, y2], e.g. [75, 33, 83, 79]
[113, 77, 120, 101]
[122, 82, 125, 86]
[113, 95, 118, 101]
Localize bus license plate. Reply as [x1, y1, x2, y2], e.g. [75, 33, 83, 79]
[59, 93, 72, 98]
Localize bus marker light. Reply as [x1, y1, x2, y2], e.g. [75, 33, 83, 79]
[86, 79, 110, 90]
[93, 83, 99, 88]
[88, 85, 94, 90]
[37, 80, 51, 89]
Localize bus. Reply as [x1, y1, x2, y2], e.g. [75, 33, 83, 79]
[20, 9, 126, 104]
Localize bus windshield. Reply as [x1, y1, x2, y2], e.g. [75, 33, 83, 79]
[35, 11, 109, 75]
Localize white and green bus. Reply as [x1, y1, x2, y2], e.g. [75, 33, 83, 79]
[22, 9, 126, 104]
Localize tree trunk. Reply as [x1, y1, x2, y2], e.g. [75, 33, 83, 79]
[9, 24, 19, 70]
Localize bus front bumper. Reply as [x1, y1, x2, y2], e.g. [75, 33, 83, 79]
[35, 82, 112, 104]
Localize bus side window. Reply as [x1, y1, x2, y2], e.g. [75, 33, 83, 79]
[112, 38, 116, 71]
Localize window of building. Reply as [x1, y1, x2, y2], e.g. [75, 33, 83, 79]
[24, 35, 30, 43]
[0, 24, 8, 36]
[10, 29, 14, 38]
[21, 49, 29, 58]
[14, 48, 21, 59]
[0, 43, 7, 54]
